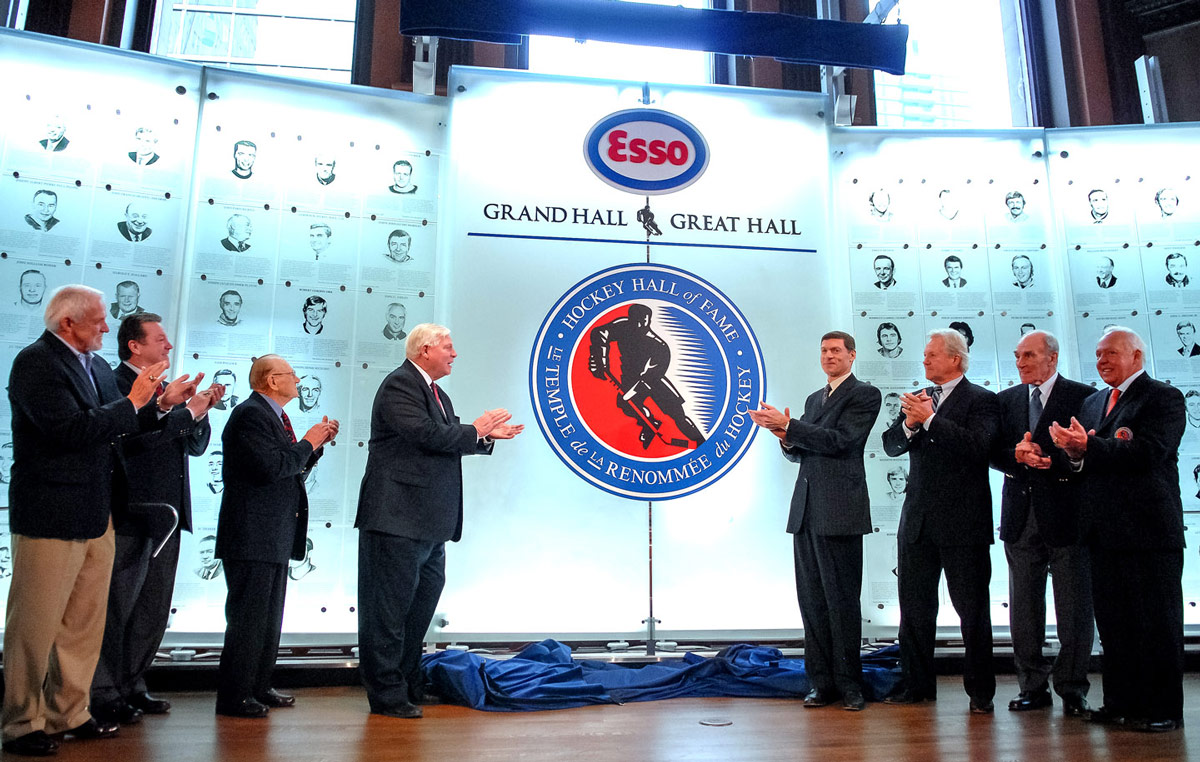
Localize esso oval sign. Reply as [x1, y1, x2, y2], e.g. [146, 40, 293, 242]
[583, 109, 709, 195]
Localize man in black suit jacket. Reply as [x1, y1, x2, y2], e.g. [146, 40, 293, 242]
[882, 329, 999, 713]
[91, 314, 221, 725]
[750, 331, 881, 711]
[989, 331, 1094, 717]
[214, 355, 338, 718]
[1050, 327, 1186, 732]
[1, 286, 187, 757]
[355, 323, 522, 719]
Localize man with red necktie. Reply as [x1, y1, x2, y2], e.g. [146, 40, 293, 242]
[214, 354, 338, 718]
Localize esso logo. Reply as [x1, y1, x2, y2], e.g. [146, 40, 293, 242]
[583, 109, 709, 195]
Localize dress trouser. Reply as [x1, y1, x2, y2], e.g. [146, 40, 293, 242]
[2, 524, 115, 740]
[92, 529, 182, 704]
[357, 531, 445, 711]
[896, 539, 994, 702]
[217, 559, 288, 704]
[792, 528, 864, 696]
[1004, 509, 1093, 698]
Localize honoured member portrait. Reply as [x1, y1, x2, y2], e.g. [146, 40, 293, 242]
[314, 154, 336, 186]
[24, 189, 60, 232]
[942, 255, 967, 288]
[388, 160, 417, 194]
[231, 140, 257, 180]
[109, 280, 146, 321]
[118, 202, 152, 242]
[937, 189, 960, 221]
[1186, 390, 1200, 430]
[288, 538, 316, 581]
[1095, 256, 1117, 289]
[1155, 188, 1180, 218]
[128, 127, 160, 166]
[302, 296, 327, 335]
[1165, 252, 1189, 288]
[383, 303, 407, 341]
[39, 116, 69, 152]
[217, 290, 243, 327]
[222, 214, 253, 252]
[0, 441, 13, 484]
[881, 392, 902, 425]
[1011, 255, 1035, 289]
[1087, 189, 1109, 223]
[14, 270, 47, 312]
[207, 450, 224, 494]
[308, 224, 331, 260]
[877, 322, 903, 358]
[1176, 321, 1200, 358]
[297, 375, 322, 412]
[873, 254, 897, 290]
[949, 321, 975, 352]
[1005, 191, 1030, 223]
[195, 535, 223, 580]
[885, 465, 908, 502]
[868, 188, 892, 222]
[212, 368, 240, 408]
[385, 229, 414, 264]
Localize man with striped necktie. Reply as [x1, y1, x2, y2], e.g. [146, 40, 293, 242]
[882, 328, 999, 714]
[1050, 327, 1186, 732]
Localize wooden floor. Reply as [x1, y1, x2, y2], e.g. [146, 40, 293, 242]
[41, 674, 1196, 761]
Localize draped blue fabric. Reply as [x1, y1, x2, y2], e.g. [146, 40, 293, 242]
[422, 639, 902, 711]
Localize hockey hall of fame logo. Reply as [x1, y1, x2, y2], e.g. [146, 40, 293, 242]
[530, 264, 766, 500]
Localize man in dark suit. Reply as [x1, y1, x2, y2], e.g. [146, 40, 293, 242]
[39, 117, 68, 152]
[882, 329, 999, 713]
[1050, 327, 1186, 732]
[220, 214, 252, 252]
[989, 331, 1094, 717]
[127, 128, 160, 166]
[24, 189, 60, 232]
[214, 354, 338, 718]
[749, 330, 881, 711]
[383, 303, 407, 341]
[1, 285, 188, 757]
[355, 323, 522, 719]
[109, 280, 146, 321]
[117, 203, 152, 243]
[91, 314, 222, 725]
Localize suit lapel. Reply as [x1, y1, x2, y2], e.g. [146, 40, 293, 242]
[811, 375, 857, 424]
[42, 332, 100, 408]
[931, 377, 968, 418]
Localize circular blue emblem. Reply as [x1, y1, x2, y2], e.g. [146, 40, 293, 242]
[529, 264, 765, 500]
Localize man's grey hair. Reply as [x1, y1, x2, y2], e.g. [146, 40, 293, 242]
[406, 323, 450, 361]
[44, 285, 103, 332]
[928, 328, 970, 373]
[1023, 329, 1060, 356]
[1100, 325, 1146, 354]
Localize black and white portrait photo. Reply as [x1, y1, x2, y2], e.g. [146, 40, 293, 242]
[1005, 190, 1030, 223]
[14, 269, 47, 313]
[118, 202, 152, 242]
[302, 295, 327, 334]
[221, 214, 252, 252]
[194, 535, 223, 580]
[1176, 320, 1200, 357]
[207, 450, 223, 494]
[314, 154, 336, 185]
[212, 368, 240, 408]
[942, 255, 966, 288]
[217, 289, 243, 326]
[884, 465, 907, 502]
[1011, 254, 1034, 289]
[881, 392, 901, 425]
[936, 188, 960, 221]
[288, 538, 316, 581]
[39, 115, 68, 152]
[24, 189, 60, 232]
[383, 302, 407, 341]
[1096, 256, 1117, 289]
[231, 139, 257, 179]
[1166, 252, 1189, 289]
[128, 127, 160, 166]
[877, 321, 903, 358]
[949, 321, 975, 352]
[1155, 188, 1180, 218]
[0, 441, 13, 484]
[309, 223, 331, 260]
[385, 229, 413, 264]
[1087, 188, 1109, 223]
[1186, 390, 1200, 430]
[109, 280, 146, 321]
[388, 159, 417, 194]
[873, 254, 897, 290]
[868, 187, 892, 222]
[297, 374, 322, 412]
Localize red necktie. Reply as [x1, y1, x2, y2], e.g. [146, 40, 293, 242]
[1106, 388, 1120, 416]
[280, 410, 297, 443]
[431, 383, 446, 419]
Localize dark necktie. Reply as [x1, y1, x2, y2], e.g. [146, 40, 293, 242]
[1106, 388, 1120, 416]
[822, 384, 832, 405]
[1029, 386, 1043, 430]
[80, 353, 99, 397]
[431, 382, 447, 419]
[280, 410, 297, 443]
[133, 233, 141, 242]
[930, 385, 943, 411]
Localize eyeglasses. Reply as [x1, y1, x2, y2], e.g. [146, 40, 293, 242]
[269, 371, 299, 380]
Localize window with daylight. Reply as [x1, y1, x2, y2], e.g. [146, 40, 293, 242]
[150, 0, 357, 84]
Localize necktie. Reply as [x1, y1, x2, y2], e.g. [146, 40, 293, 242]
[822, 384, 832, 405]
[133, 233, 141, 242]
[431, 382, 447, 419]
[1029, 386, 1043, 430]
[280, 410, 297, 443]
[930, 385, 943, 411]
[1106, 388, 1120, 416]
[80, 353, 99, 396]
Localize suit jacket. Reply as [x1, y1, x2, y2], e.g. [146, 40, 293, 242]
[114, 364, 211, 534]
[781, 374, 881, 535]
[942, 277, 967, 288]
[40, 137, 69, 151]
[990, 375, 1092, 546]
[382, 325, 407, 341]
[355, 360, 492, 543]
[1076, 372, 1186, 550]
[117, 221, 153, 242]
[109, 303, 147, 320]
[6, 331, 162, 539]
[128, 151, 159, 165]
[221, 237, 249, 252]
[882, 377, 999, 546]
[215, 392, 320, 563]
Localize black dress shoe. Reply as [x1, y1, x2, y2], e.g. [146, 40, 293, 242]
[969, 699, 995, 715]
[371, 702, 423, 719]
[2, 730, 59, 756]
[61, 718, 120, 740]
[1084, 706, 1126, 725]
[1130, 718, 1183, 733]
[128, 692, 171, 715]
[1062, 695, 1090, 717]
[215, 698, 269, 718]
[256, 688, 295, 708]
[91, 700, 143, 725]
[1007, 690, 1052, 711]
[883, 689, 935, 705]
[841, 690, 866, 711]
[802, 688, 836, 708]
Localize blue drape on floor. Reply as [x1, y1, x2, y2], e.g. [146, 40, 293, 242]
[422, 639, 902, 712]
